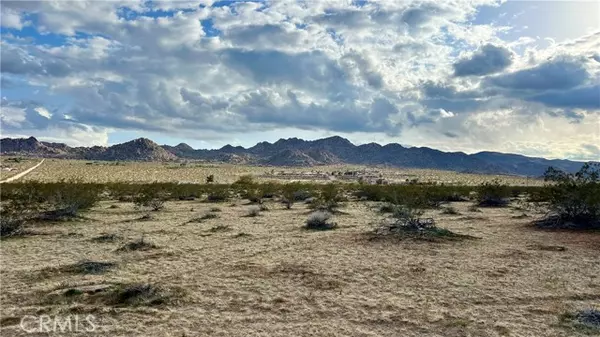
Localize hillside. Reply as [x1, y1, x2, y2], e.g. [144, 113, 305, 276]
[0, 136, 592, 176]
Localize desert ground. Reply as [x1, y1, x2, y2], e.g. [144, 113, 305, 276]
[0, 158, 40, 181]
[0, 158, 597, 337]
[8, 158, 543, 186]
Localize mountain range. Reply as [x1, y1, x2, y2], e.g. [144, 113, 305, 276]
[0, 136, 592, 176]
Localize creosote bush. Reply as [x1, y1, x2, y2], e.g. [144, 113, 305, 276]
[0, 215, 25, 238]
[441, 206, 460, 215]
[117, 237, 157, 252]
[372, 205, 470, 241]
[536, 163, 600, 229]
[476, 179, 510, 207]
[189, 213, 219, 223]
[133, 184, 168, 211]
[305, 211, 337, 230]
[245, 205, 261, 217]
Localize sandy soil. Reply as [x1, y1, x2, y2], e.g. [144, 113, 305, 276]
[20, 159, 543, 186]
[1, 199, 598, 336]
[0, 158, 41, 181]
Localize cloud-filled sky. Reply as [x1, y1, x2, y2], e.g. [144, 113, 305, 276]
[0, 0, 599, 160]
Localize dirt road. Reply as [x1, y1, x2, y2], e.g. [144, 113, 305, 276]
[0, 159, 44, 183]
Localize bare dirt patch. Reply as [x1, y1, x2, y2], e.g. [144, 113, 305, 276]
[1, 199, 597, 336]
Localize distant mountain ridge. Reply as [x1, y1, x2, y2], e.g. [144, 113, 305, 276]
[0, 136, 593, 176]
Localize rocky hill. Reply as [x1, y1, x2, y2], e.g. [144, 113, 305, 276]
[1, 137, 175, 162]
[0, 136, 592, 176]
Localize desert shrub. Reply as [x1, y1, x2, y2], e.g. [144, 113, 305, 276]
[260, 183, 277, 198]
[243, 188, 263, 204]
[31, 180, 103, 220]
[91, 233, 120, 243]
[536, 163, 600, 229]
[63, 260, 116, 275]
[205, 185, 230, 202]
[305, 211, 337, 230]
[476, 179, 510, 207]
[245, 205, 261, 217]
[378, 203, 395, 213]
[209, 224, 231, 232]
[117, 237, 157, 252]
[280, 184, 299, 209]
[441, 206, 460, 215]
[372, 205, 469, 241]
[468, 205, 482, 212]
[209, 207, 222, 212]
[188, 213, 219, 223]
[234, 175, 254, 186]
[132, 183, 169, 211]
[110, 284, 174, 306]
[206, 174, 214, 183]
[560, 308, 600, 334]
[311, 184, 343, 212]
[0, 215, 25, 238]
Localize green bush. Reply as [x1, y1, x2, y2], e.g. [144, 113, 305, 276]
[476, 179, 510, 207]
[0, 215, 24, 238]
[132, 183, 168, 211]
[537, 163, 600, 229]
[305, 211, 337, 230]
[206, 185, 230, 202]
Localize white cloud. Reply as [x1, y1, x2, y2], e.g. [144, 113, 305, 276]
[0, 0, 598, 160]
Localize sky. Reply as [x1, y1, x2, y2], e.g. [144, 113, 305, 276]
[0, 0, 599, 160]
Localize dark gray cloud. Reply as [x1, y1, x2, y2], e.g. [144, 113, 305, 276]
[223, 23, 304, 48]
[221, 48, 352, 96]
[235, 90, 400, 134]
[486, 56, 589, 91]
[528, 84, 600, 109]
[453, 44, 513, 77]
[400, 3, 443, 28]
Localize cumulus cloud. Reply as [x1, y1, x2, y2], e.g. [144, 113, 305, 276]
[453, 44, 513, 77]
[0, 0, 598, 160]
[486, 56, 590, 91]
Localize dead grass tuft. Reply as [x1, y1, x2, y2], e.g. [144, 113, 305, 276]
[116, 237, 158, 252]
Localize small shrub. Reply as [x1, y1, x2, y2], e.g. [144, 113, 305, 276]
[133, 185, 168, 211]
[477, 179, 510, 207]
[560, 309, 600, 334]
[64, 260, 116, 275]
[378, 203, 395, 213]
[147, 198, 165, 211]
[137, 213, 155, 221]
[209, 225, 231, 232]
[209, 207, 221, 212]
[117, 237, 157, 252]
[188, 213, 219, 223]
[305, 211, 337, 230]
[245, 205, 261, 217]
[206, 175, 214, 183]
[107, 283, 177, 307]
[441, 207, 460, 215]
[372, 205, 471, 241]
[0, 213, 25, 238]
[206, 187, 230, 202]
[468, 205, 482, 212]
[91, 233, 120, 243]
[280, 184, 305, 209]
[536, 163, 600, 229]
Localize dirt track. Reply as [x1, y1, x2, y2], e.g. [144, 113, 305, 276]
[0, 159, 44, 183]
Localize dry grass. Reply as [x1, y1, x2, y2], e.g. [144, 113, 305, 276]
[19, 158, 543, 185]
[1, 198, 598, 336]
[0, 157, 39, 180]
